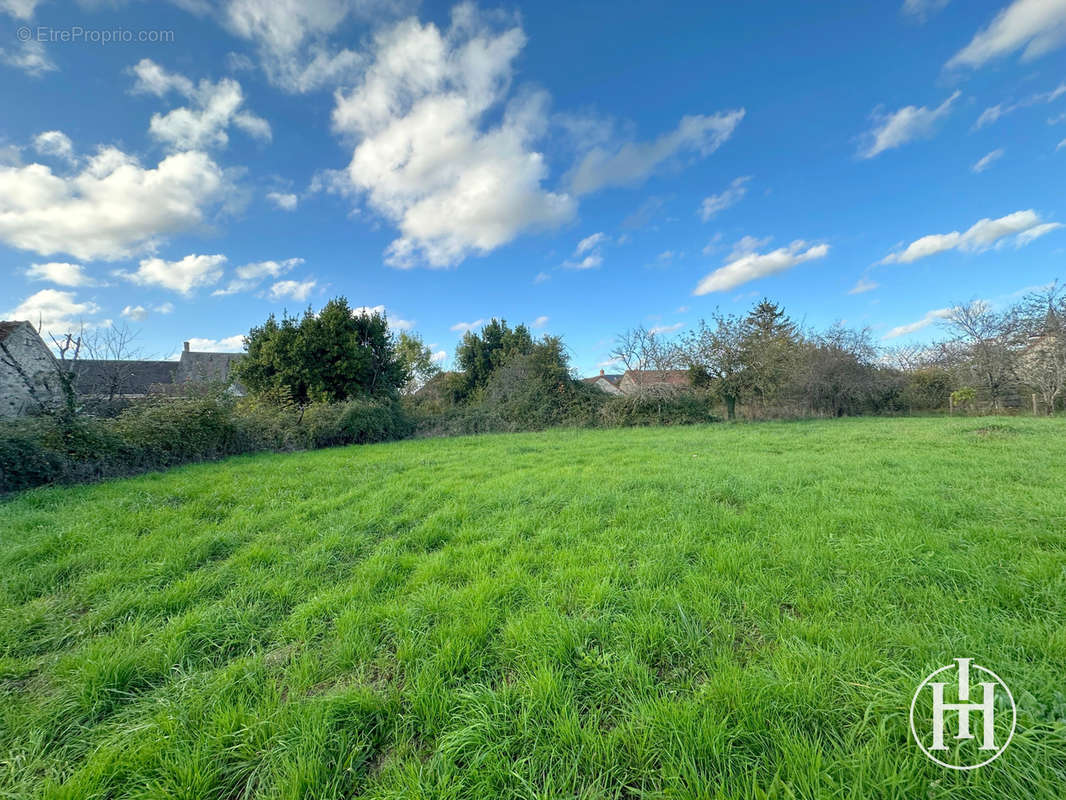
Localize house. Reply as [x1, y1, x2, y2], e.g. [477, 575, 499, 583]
[617, 369, 691, 396]
[76, 341, 246, 401]
[0, 320, 63, 417]
[582, 370, 624, 395]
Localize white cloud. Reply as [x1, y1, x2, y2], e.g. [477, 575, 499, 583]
[533, 271, 551, 284]
[121, 301, 176, 322]
[947, 0, 1066, 70]
[430, 349, 447, 363]
[217, 0, 411, 92]
[350, 304, 412, 329]
[882, 308, 953, 340]
[25, 261, 97, 287]
[1, 0, 42, 20]
[33, 131, 75, 163]
[331, 7, 576, 268]
[568, 110, 745, 195]
[266, 191, 298, 210]
[118, 253, 227, 294]
[130, 59, 271, 152]
[972, 148, 1005, 173]
[698, 175, 750, 221]
[880, 210, 1060, 263]
[121, 305, 149, 321]
[0, 40, 56, 75]
[4, 289, 102, 336]
[213, 257, 303, 294]
[973, 82, 1066, 128]
[186, 334, 245, 353]
[1058, 138, 1066, 150]
[859, 91, 960, 158]
[267, 278, 317, 302]
[1015, 221, 1064, 246]
[0, 148, 227, 260]
[848, 277, 880, 294]
[563, 232, 607, 269]
[575, 232, 607, 255]
[649, 322, 684, 335]
[974, 105, 1006, 129]
[727, 234, 772, 261]
[902, 0, 949, 20]
[531, 315, 549, 328]
[450, 318, 486, 332]
[693, 240, 829, 295]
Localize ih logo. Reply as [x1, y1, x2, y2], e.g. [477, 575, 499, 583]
[910, 658, 1016, 770]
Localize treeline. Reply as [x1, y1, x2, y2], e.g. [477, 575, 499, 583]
[611, 285, 1066, 419]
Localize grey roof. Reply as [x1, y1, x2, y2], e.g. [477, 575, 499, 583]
[177, 350, 244, 383]
[0, 320, 31, 343]
[75, 360, 178, 396]
[583, 373, 623, 385]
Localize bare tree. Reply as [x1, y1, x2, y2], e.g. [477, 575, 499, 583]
[1011, 283, 1066, 414]
[943, 301, 1017, 411]
[681, 312, 747, 419]
[47, 328, 84, 419]
[610, 325, 682, 394]
[77, 322, 146, 403]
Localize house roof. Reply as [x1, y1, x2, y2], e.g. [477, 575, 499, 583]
[621, 369, 691, 386]
[75, 360, 178, 396]
[177, 350, 244, 382]
[582, 373, 623, 385]
[0, 320, 30, 343]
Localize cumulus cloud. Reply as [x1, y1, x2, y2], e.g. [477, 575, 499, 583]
[213, 257, 304, 294]
[217, 0, 414, 92]
[25, 261, 97, 287]
[351, 304, 413, 330]
[880, 210, 1061, 263]
[531, 315, 549, 328]
[859, 91, 960, 158]
[0, 147, 227, 260]
[698, 175, 750, 220]
[331, 7, 577, 269]
[882, 308, 953, 340]
[268, 278, 317, 302]
[0, 40, 55, 76]
[130, 59, 271, 151]
[0, 0, 42, 19]
[972, 148, 1005, 173]
[693, 240, 829, 295]
[266, 191, 298, 210]
[121, 301, 175, 322]
[568, 110, 745, 195]
[117, 253, 227, 294]
[563, 232, 607, 269]
[185, 334, 246, 353]
[430, 349, 447, 363]
[33, 131, 75, 163]
[450, 319, 486, 332]
[947, 0, 1066, 70]
[4, 289, 102, 336]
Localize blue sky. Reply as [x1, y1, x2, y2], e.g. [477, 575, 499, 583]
[2, 0, 1064, 373]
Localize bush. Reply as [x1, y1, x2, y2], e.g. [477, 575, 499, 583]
[597, 393, 720, 427]
[0, 395, 414, 494]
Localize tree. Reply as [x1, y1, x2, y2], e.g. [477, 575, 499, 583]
[740, 299, 801, 407]
[395, 331, 441, 395]
[681, 312, 747, 419]
[943, 301, 1016, 410]
[610, 325, 682, 395]
[1011, 283, 1066, 414]
[235, 298, 408, 404]
[453, 319, 534, 399]
[798, 324, 896, 417]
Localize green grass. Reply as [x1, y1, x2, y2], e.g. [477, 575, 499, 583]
[1, 417, 1065, 799]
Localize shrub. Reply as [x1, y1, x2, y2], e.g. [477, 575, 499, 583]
[597, 393, 720, 428]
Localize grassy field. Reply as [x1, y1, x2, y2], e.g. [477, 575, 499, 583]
[1, 417, 1065, 799]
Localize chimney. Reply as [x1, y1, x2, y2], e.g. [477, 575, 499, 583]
[600, 369, 605, 376]
[183, 341, 190, 352]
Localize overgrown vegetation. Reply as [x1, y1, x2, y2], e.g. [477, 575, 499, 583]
[2, 418, 1064, 798]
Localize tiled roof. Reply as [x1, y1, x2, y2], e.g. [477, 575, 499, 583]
[75, 360, 178, 396]
[621, 369, 691, 386]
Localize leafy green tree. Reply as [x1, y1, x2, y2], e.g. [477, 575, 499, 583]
[395, 331, 441, 395]
[453, 319, 535, 399]
[235, 298, 408, 404]
[682, 312, 748, 420]
[741, 299, 801, 406]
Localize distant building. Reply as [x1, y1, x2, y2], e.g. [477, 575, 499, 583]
[0, 321, 63, 417]
[582, 370, 624, 395]
[0, 326, 246, 417]
[617, 369, 691, 396]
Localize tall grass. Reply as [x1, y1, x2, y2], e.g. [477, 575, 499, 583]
[1, 417, 1064, 798]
